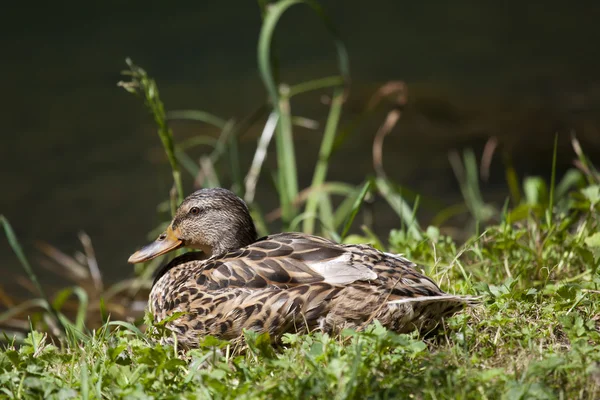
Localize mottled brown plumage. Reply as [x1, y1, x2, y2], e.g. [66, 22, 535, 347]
[128, 188, 477, 348]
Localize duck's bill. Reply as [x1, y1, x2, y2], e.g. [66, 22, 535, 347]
[128, 227, 183, 264]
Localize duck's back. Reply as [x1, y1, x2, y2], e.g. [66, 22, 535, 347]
[150, 232, 474, 347]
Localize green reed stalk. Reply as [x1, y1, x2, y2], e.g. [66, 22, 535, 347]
[119, 59, 184, 210]
[257, 0, 350, 228]
[303, 86, 344, 234]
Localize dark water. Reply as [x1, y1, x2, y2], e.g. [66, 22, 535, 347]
[1, 1, 600, 287]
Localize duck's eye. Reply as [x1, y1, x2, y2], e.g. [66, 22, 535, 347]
[189, 207, 201, 215]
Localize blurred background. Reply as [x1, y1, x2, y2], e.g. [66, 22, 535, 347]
[1, 0, 600, 289]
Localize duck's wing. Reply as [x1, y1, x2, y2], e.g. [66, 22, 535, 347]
[200, 233, 378, 289]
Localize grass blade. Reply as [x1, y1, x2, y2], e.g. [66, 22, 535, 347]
[556, 169, 584, 199]
[341, 180, 373, 240]
[265, 181, 355, 223]
[80, 360, 89, 400]
[288, 75, 344, 97]
[0, 298, 47, 323]
[177, 136, 219, 151]
[245, 112, 279, 204]
[166, 109, 228, 129]
[303, 86, 345, 234]
[546, 133, 558, 226]
[72, 287, 89, 333]
[449, 149, 491, 223]
[106, 321, 148, 343]
[1, 216, 65, 334]
[78, 232, 102, 293]
[227, 128, 243, 195]
[258, 3, 297, 223]
[375, 178, 422, 240]
[175, 149, 201, 177]
[571, 135, 600, 184]
[317, 192, 335, 235]
[333, 190, 362, 230]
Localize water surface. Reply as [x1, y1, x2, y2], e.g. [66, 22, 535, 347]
[1, 0, 599, 287]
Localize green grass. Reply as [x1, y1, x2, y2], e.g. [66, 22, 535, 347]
[3, 1, 600, 398]
[2, 197, 600, 398]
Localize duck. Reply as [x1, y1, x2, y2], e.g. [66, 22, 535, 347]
[128, 188, 477, 348]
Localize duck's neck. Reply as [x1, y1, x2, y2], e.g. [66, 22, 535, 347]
[209, 218, 258, 256]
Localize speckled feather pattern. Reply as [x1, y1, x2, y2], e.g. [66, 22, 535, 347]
[150, 232, 473, 348]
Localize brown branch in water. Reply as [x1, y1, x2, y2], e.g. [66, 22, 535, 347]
[480, 137, 498, 182]
[370, 81, 407, 179]
[366, 81, 407, 111]
[373, 109, 402, 179]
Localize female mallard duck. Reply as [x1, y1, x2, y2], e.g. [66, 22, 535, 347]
[128, 188, 476, 347]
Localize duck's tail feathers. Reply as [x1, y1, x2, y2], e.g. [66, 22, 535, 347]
[387, 295, 482, 307]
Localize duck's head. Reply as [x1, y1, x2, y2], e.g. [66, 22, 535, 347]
[128, 188, 258, 263]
